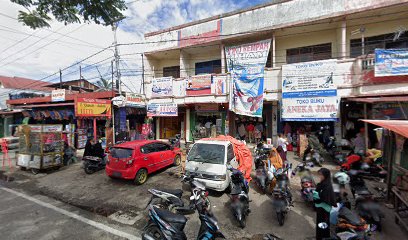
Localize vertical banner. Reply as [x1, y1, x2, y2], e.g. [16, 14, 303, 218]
[225, 39, 271, 117]
[151, 77, 173, 98]
[211, 75, 227, 94]
[375, 49, 408, 77]
[281, 59, 339, 121]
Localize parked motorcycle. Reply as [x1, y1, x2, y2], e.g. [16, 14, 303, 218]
[229, 166, 250, 228]
[335, 205, 370, 240]
[83, 155, 106, 174]
[304, 150, 324, 167]
[292, 162, 315, 203]
[348, 170, 384, 231]
[169, 134, 181, 148]
[147, 172, 208, 214]
[142, 178, 224, 240]
[254, 143, 272, 169]
[272, 166, 292, 226]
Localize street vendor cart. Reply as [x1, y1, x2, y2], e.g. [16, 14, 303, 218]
[17, 124, 64, 174]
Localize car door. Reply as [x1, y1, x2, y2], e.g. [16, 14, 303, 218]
[152, 142, 173, 169]
[140, 143, 160, 173]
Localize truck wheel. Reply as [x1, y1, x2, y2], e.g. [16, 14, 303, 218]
[134, 169, 148, 185]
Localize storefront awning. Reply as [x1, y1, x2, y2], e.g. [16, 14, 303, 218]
[361, 119, 408, 138]
[348, 96, 408, 103]
[20, 102, 74, 108]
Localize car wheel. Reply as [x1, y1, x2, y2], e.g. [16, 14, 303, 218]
[173, 154, 181, 166]
[135, 169, 148, 185]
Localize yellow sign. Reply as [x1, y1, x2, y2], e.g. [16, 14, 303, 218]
[75, 98, 112, 117]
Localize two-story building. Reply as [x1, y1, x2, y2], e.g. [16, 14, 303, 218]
[142, 0, 408, 145]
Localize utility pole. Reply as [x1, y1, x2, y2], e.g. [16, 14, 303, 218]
[111, 60, 116, 144]
[79, 65, 82, 93]
[59, 69, 62, 89]
[112, 23, 121, 95]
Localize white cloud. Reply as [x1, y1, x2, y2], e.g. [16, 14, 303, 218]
[0, 0, 259, 93]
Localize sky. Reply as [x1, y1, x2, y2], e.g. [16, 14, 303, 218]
[0, 0, 269, 93]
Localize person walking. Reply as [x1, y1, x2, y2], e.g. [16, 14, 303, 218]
[314, 168, 336, 240]
[246, 122, 255, 143]
[277, 133, 288, 161]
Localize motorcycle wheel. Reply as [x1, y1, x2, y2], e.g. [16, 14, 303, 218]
[143, 224, 164, 240]
[239, 217, 246, 229]
[84, 163, 95, 174]
[277, 212, 285, 226]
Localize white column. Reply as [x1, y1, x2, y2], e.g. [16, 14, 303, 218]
[272, 33, 276, 68]
[221, 43, 226, 73]
[272, 102, 278, 146]
[156, 118, 160, 140]
[341, 19, 347, 59]
[186, 108, 190, 142]
[180, 49, 190, 78]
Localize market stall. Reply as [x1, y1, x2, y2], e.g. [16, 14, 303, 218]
[361, 119, 408, 232]
[17, 124, 64, 174]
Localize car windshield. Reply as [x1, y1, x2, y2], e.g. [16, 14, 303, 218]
[110, 148, 133, 159]
[187, 143, 225, 165]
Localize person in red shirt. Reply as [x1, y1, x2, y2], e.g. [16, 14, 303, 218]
[246, 122, 255, 143]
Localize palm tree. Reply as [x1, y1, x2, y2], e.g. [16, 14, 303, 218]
[95, 66, 113, 90]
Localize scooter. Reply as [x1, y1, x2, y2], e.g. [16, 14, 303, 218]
[272, 166, 292, 226]
[169, 134, 181, 148]
[142, 179, 224, 240]
[292, 162, 315, 203]
[147, 172, 208, 214]
[229, 166, 250, 228]
[83, 155, 106, 174]
[254, 143, 271, 169]
[348, 170, 384, 231]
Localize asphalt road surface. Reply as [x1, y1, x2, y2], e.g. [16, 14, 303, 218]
[0, 186, 140, 240]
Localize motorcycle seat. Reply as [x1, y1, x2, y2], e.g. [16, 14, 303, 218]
[154, 206, 187, 225]
[158, 188, 183, 198]
[338, 207, 364, 226]
[354, 188, 371, 196]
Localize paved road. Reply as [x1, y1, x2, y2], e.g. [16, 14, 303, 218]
[0, 186, 140, 240]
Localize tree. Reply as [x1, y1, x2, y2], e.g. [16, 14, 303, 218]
[10, 0, 127, 29]
[95, 66, 112, 91]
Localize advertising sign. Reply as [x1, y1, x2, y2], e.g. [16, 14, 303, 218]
[187, 74, 212, 96]
[125, 93, 144, 107]
[282, 59, 339, 121]
[51, 89, 65, 102]
[211, 75, 227, 95]
[147, 103, 178, 117]
[375, 49, 408, 77]
[151, 77, 173, 98]
[75, 98, 112, 117]
[225, 39, 271, 117]
[43, 125, 63, 132]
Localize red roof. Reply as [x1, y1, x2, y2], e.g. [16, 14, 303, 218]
[0, 75, 52, 92]
[113, 140, 160, 149]
[362, 120, 408, 139]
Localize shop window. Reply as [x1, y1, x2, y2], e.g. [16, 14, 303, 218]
[286, 43, 332, 64]
[195, 59, 221, 75]
[350, 32, 408, 58]
[163, 66, 180, 78]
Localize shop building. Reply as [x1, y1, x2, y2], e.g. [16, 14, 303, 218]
[142, 0, 408, 144]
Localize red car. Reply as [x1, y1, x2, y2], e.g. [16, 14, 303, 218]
[105, 140, 182, 185]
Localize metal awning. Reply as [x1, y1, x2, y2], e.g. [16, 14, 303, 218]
[19, 102, 74, 108]
[0, 109, 23, 115]
[361, 119, 408, 138]
[348, 96, 408, 103]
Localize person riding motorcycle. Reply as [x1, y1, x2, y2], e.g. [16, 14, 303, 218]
[83, 138, 105, 163]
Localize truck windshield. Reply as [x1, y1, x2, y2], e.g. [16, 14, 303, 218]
[110, 148, 133, 159]
[187, 143, 225, 165]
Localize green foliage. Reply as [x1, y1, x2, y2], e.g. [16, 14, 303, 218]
[10, 0, 127, 29]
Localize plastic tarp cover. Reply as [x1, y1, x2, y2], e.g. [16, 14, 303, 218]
[207, 135, 253, 182]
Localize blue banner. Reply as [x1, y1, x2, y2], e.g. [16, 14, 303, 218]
[375, 49, 408, 77]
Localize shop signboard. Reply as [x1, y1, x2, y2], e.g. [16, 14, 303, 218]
[43, 125, 63, 132]
[195, 104, 219, 112]
[51, 89, 65, 102]
[375, 49, 408, 77]
[211, 75, 227, 95]
[187, 74, 212, 96]
[151, 77, 173, 98]
[372, 102, 408, 120]
[225, 39, 271, 117]
[147, 103, 178, 117]
[75, 98, 112, 117]
[281, 59, 339, 121]
[125, 93, 145, 107]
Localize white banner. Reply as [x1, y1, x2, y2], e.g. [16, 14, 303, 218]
[282, 59, 338, 121]
[211, 75, 227, 94]
[151, 77, 173, 98]
[51, 89, 65, 102]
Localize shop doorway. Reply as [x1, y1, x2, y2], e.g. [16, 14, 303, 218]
[160, 114, 184, 139]
[193, 112, 224, 138]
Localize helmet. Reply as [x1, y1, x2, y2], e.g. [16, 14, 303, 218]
[360, 162, 370, 171]
[334, 172, 350, 184]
